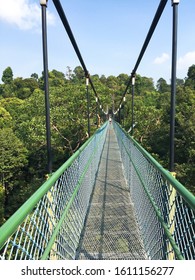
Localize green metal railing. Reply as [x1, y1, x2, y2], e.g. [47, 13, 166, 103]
[113, 121, 195, 260]
[0, 122, 108, 260]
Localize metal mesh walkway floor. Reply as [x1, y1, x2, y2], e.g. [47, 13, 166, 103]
[76, 124, 147, 260]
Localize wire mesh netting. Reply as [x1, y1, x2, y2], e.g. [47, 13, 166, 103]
[76, 125, 147, 260]
[0, 123, 108, 260]
[114, 121, 195, 260]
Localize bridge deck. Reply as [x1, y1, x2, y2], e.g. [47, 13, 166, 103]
[76, 124, 147, 260]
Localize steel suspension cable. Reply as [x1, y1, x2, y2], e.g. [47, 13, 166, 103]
[52, 0, 168, 115]
[52, 0, 101, 105]
[52, 0, 87, 75]
[131, 0, 168, 76]
[114, 0, 168, 113]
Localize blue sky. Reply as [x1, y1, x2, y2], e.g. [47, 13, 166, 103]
[0, 0, 195, 85]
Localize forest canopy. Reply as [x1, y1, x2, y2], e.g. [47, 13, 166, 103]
[0, 65, 195, 225]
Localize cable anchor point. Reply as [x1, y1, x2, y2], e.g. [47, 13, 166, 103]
[40, 0, 48, 6]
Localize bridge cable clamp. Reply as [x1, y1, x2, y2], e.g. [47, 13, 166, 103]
[172, 0, 180, 5]
[40, 0, 48, 6]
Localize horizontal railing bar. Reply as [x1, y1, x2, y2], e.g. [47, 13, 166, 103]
[115, 122, 195, 211]
[0, 123, 108, 251]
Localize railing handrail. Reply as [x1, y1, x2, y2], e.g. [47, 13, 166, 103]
[0, 122, 108, 251]
[115, 122, 195, 211]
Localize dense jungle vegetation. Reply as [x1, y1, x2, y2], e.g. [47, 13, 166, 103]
[0, 64, 195, 226]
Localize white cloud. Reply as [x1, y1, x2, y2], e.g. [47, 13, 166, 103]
[177, 51, 195, 70]
[153, 53, 170, 64]
[0, 0, 55, 30]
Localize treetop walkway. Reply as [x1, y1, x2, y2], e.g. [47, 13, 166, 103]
[0, 121, 194, 260]
[0, 0, 194, 260]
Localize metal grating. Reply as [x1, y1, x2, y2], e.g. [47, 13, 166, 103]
[76, 124, 147, 260]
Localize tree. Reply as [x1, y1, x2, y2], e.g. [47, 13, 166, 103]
[176, 78, 184, 86]
[134, 75, 155, 95]
[65, 66, 73, 80]
[13, 77, 39, 99]
[0, 97, 24, 121]
[0, 64, 194, 224]
[0, 128, 28, 218]
[0, 128, 28, 186]
[174, 86, 195, 193]
[48, 70, 66, 88]
[1, 67, 14, 97]
[72, 66, 85, 82]
[0, 107, 12, 128]
[185, 64, 195, 89]
[156, 77, 170, 93]
[106, 75, 118, 90]
[31, 73, 39, 80]
[117, 73, 129, 87]
[99, 75, 107, 85]
[2, 67, 13, 84]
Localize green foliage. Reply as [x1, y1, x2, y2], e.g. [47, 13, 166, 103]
[0, 107, 12, 128]
[156, 77, 171, 93]
[13, 77, 39, 99]
[0, 84, 15, 98]
[31, 73, 39, 80]
[135, 74, 155, 95]
[174, 86, 195, 192]
[185, 64, 195, 89]
[0, 128, 28, 218]
[0, 64, 194, 224]
[0, 128, 28, 186]
[1, 67, 13, 84]
[72, 66, 85, 83]
[49, 70, 66, 88]
[124, 73, 195, 194]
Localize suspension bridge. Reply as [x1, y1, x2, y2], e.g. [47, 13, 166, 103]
[0, 0, 194, 260]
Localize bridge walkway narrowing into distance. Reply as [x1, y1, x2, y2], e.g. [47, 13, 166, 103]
[0, 121, 194, 260]
[76, 124, 147, 260]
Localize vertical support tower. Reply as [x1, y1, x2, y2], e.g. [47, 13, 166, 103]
[170, 0, 179, 172]
[40, 0, 52, 174]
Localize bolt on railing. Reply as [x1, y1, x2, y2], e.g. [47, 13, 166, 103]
[113, 121, 195, 260]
